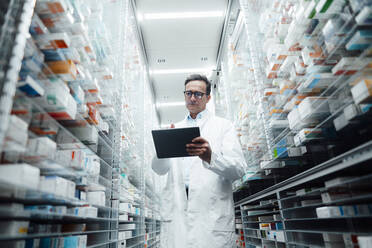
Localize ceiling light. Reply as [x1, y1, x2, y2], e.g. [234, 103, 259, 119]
[143, 11, 224, 20]
[156, 101, 185, 108]
[151, 67, 215, 75]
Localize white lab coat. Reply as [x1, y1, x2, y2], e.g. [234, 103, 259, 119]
[152, 110, 247, 248]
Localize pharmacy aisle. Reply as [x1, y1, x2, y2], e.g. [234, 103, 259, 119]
[213, 0, 372, 247]
[0, 0, 161, 248]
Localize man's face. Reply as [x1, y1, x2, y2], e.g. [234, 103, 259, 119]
[184, 80, 211, 115]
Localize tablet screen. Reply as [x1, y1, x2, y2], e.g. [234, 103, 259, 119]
[152, 127, 201, 158]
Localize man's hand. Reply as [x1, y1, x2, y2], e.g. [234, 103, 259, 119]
[186, 137, 212, 164]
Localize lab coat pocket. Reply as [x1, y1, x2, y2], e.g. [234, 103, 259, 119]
[210, 230, 235, 248]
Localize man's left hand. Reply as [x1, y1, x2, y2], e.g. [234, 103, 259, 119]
[186, 137, 212, 164]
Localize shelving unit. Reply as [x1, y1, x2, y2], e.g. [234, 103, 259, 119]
[0, 0, 161, 247]
[215, 0, 372, 247]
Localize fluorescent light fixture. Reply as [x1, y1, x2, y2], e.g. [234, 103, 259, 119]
[143, 11, 224, 20]
[151, 67, 215, 75]
[156, 101, 185, 108]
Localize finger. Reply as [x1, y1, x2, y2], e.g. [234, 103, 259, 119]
[192, 137, 207, 143]
[186, 148, 205, 154]
[186, 143, 204, 148]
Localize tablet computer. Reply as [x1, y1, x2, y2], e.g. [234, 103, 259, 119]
[152, 127, 200, 158]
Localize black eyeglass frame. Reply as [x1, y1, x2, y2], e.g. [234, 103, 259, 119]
[183, 90, 208, 99]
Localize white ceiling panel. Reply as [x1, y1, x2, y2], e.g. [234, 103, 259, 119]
[147, 47, 217, 70]
[152, 73, 189, 102]
[140, 19, 224, 50]
[134, 0, 228, 125]
[136, 0, 227, 14]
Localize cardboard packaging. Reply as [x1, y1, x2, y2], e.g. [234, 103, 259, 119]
[351, 78, 372, 104]
[39, 176, 76, 199]
[68, 125, 98, 144]
[24, 137, 57, 159]
[87, 191, 106, 206]
[0, 164, 40, 190]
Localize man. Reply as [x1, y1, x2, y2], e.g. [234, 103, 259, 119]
[152, 74, 247, 248]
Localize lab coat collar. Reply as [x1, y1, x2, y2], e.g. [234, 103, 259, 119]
[185, 109, 210, 122]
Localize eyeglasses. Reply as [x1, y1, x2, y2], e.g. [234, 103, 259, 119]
[184, 90, 207, 99]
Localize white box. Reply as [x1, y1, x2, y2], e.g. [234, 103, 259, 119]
[68, 125, 98, 144]
[303, 73, 336, 89]
[25, 137, 56, 159]
[119, 224, 136, 230]
[87, 191, 106, 206]
[39, 176, 75, 198]
[119, 214, 129, 221]
[3, 125, 28, 152]
[298, 97, 330, 120]
[344, 104, 360, 121]
[85, 155, 101, 176]
[321, 192, 351, 203]
[351, 78, 372, 104]
[72, 206, 98, 218]
[316, 206, 344, 218]
[276, 231, 285, 242]
[55, 149, 86, 169]
[333, 113, 348, 131]
[358, 236, 372, 248]
[325, 177, 357, 188]
[119, 202, 132, 213]
[0, 164, 40, 190]
[0, 221, 29, 235]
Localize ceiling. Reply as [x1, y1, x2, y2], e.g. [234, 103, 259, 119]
[134, 0, 229, 126]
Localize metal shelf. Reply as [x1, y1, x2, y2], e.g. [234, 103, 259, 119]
[236, 140, 372, 206]
[0, 229, 116, 241]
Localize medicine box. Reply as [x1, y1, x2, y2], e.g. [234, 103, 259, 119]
[331, 57, 371, 75]
[63, 235, 87, 248]
[325, 177, 357, 188]
[351, 78, 372, 104]
[355, 6, 372, 25]
[45, 60, 77, 81]
[70, 206, 97, 218]
[85, 155, 101, 176]
[25, 137, 57, 159]
[346, 30, 372, 51]
[68, 125, 98, 144]
[119, 214, 129, 221]
[35, 33, 71, 50]
[302, 73, 336, 89]
[316, 206, 344, 218]
[55, 149, 86, 169]
[298, 97, 330, 121]
[17, 75, 45, 97]
[119, 224, 136, 230]
[0, 164, 40, 190]
[295, 128, 324, 145]
[87, 191, 106, 206]
[3, 115, 29, 152]
[333, 113, 348, 131]
[30, 113, 59, 136]
[321, 192, 351, 203]
[68, 82, 85, 104]
[119, 203, 132, 213]
[358, 236, 372, 248]
[0, 221, 29, 235]
[36, 82, 77, 120]
[39, 176, 75, 199]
